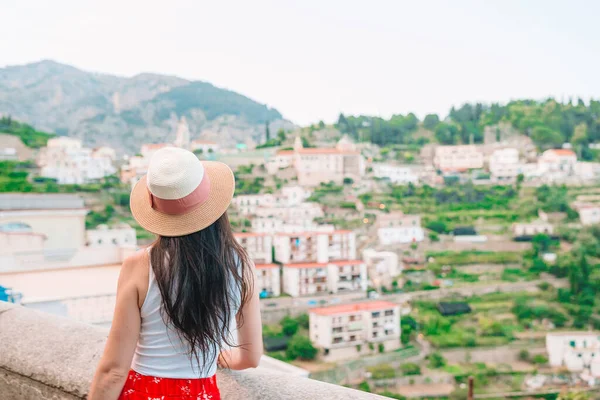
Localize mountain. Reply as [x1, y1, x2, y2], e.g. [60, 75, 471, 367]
[0, 60, 291, 153]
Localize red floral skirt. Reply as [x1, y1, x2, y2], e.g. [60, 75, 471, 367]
[118, 370, 220, 400]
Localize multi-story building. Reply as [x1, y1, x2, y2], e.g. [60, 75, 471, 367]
[277, 230, 366, 297]
[578, 205, 600, 226]
[251, 216, 329, 234]
[234, 232, 280, 297]
[267, 136, 365, 187]
[121, 143, 174, 185]
[433, 145, 484, 172]
[38, 137, 116, 184]
[254, 202, 324, 225]
[546, 332, 600, 378]
[234, 232, 274, 265]
[538, 149, 577, 179]
[512, 220, 554, 238]
[489, 148, 522, 182]
[309, 301, 401, 361]
[372, 163, 418, 185]
[232, 186, 312, 215]
[377, 211, 424, 245]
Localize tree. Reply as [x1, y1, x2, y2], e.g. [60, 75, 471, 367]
[265, 121, 271, 142]
[280, 316, 299, 336]
[572, 122, 588, 146]
[531, 126, 563, 149]
[558, 392, 591, 400]
[318, 120, 325, 129]
[426, 220, 448, 234]
[434, 123, 460, 144]
[428, 352, 446, 368]
[277, 128, 286, 142]
[286, 335, 318, 360]
[423, 114, 440, 130]
[400, 363, 421, 376]
[518, 349, 530, 361]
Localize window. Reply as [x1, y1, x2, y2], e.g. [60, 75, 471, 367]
[372, 331, 378, 338]
[333, 337, 343, 344]
[384, 310, 394, 316]
[570, 340, 576, 348]
[372, 312, 381, 318]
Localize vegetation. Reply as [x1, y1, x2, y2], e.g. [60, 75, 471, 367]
[0, 116, 54, 148]
[337, 99, 600, 157]
[285, 335, 318, 361]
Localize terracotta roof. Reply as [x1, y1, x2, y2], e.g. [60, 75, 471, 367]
[234, 232, 268, 238]
[310, 301, 398, 316]
[329, 259, 365, 266]
[275, 230, 352, 237]
[192, 140, 218, 145]
[545, 149, 576, 157]
[276, 150, 294, 156]
[142, 143, 171, 150]
[283, 262, 328, 269]
[299, 148, 359, 155]
[254, 263, 279, 269]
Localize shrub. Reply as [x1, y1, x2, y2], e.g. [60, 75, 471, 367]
[285, 335, 318, 360]
[356, 344, 362, 352]
[532, 354, 548, 365]
[358, 381, 371, 393]
[280, 316, 299, 336]
[428, 352, 446, 368]
[343, 177, 354, 185]
[401, 363, 421, 376]
[518, 349, 530, 361]
[378, 343, 385, 353]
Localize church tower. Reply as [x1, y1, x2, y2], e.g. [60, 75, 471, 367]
[174, 116, 191, 149]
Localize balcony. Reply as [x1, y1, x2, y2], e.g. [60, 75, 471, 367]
[0, 301, 386, 400]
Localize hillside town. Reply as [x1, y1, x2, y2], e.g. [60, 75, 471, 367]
[2, 113, 600, 399]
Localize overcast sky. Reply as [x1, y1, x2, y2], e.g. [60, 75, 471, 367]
[2, 0, 599, 125]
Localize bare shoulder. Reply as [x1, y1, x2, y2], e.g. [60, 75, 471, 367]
[120, 248, 151, 306]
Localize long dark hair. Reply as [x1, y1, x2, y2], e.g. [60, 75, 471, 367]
[149, 212, 252, 371]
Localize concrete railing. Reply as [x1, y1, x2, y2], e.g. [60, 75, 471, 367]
[0, 302, 387, 399]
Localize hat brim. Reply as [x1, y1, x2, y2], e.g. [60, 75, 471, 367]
[130, 161, 235, 237]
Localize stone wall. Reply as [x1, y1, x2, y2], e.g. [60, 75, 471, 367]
[0, 301, 387, 399]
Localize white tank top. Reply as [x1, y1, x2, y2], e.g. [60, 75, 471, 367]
[131, 253, 241, 378]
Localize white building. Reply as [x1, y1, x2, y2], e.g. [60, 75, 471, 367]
[251, 216, 330, 234]
[538, 149, 577, 179]
[121, 143, 173, 186]
[267, 136, 365, 186]
[174, 117, 191, 149]
[512, 220, 554, 237]
[38, 137, 116, 184]
[372, 163, 418, 185]
[309, 301, 401, 362]
[578, 205, 600, 226]
[282, 260, 367, 297]
[232, 186, 312, 216]
[377, 212, 424, 245]
[546, 332, 600, 377]
[234, 232, 280, 297]
[433, 145, 484, 172]
[191, 140, 219, 155]
[255, 263, 280, 297]
[276, 230, 366, 297]
[362, 249, 401, 283]
[489, 148, 522, 182]
[254, 202, 324, 225]
[234, 232, 274, 265]
[86, 224, 137, 247]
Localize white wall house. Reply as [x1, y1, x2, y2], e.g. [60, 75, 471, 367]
[86, 224, 137, 247]
[433, 145, 484, 172]
[512, 221, 554, 237]
[377, 212, 424, 245]
[546, 332, 600, 378]
[489, 148, 522, 181]
[267, 136, 365, 186]
[38, 137, 116, 184]
[578, 205, 600, 226]
[362, 249, 401, 280]
[191, 140, 219, 154]
[232, 186, 312, 215]
[309, 301, 401, 362]
[538, 149, 577, 181]
[372, 163, 418, 185]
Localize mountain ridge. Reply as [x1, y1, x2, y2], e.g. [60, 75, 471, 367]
[0, 60, 288, 153]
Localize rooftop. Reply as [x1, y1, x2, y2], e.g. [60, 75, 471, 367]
[310, 300, 398, 316]
[254, 263, 279, 269]
[543, 149, 576, 157]
[0, 194, 85, 210]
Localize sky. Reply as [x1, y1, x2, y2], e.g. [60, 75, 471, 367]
[2, 0, 600, 125]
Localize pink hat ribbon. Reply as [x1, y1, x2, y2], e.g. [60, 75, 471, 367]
[148, 173, 211, 215]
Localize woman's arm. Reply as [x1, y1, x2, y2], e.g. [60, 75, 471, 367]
[219, 264, 263, 370]
[88, 255, 142, 400]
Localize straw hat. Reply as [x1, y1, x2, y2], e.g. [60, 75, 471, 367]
[130, 147, 234, 237]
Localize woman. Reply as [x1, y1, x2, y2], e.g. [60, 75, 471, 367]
[89, 147, 262, 400]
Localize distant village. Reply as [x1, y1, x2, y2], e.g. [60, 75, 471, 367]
[2, 117, 600, 398]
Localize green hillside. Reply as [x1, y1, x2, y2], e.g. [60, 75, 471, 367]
[0, 116, 54, 148]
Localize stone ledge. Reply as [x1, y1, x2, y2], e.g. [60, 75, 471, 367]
[0, 302, 386, 399]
